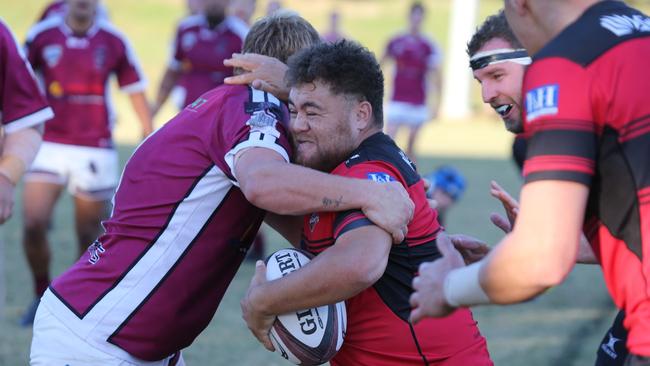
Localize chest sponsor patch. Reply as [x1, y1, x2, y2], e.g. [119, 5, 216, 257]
[43, 44, 63, 68]
[366, 172, 395, 183]
[246, 110, 280, 138]
[525, 84, 559, 122]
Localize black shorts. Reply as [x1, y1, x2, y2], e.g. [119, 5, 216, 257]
[596, 311, 629, 366]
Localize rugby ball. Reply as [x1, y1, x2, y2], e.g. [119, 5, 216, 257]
[265, 248, 347, 365]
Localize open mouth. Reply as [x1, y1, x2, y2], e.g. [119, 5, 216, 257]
[494, 104, 513, 118]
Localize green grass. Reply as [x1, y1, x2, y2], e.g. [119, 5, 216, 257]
[0, 0, 627, 365]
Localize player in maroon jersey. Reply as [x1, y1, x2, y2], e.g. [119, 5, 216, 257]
[21, 0, 153, 326]
[410, 2, 650, 365]
[29, 13, 413, 366]
[241, 40, 492, 366]
[152, 0, 245, 114]
[382, 2, 442, 161]
[0, 19, 53, 320]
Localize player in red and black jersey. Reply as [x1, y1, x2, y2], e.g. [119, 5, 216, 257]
[410, 1, 650, 364]
[241, 40, 492, 366]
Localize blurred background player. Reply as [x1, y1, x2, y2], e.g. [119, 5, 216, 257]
[382, 1, 442, 161]
[36, 0, 109, 22]
[228, 0, 256, 35]
[152, 0, 245, 114]
[0, 19, 53, 320]
[424, 165, 466, 225]
[467, 11, 627, 366]
[321, 9, 346, 43]
[21, 0, 153, 326]
[187, 0, 202, 15]
[29, 13, 413, 365]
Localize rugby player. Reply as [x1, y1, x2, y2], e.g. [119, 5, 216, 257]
[241, 40, 492, 365]
[467, 11, 627, 365]
[409, 2, 650, 365]
[0, 19, 53, 318]
[29, 12, 413, 366]
[382, 2, 442, 160]
[152, 0, 246, 114]
[21, 0, 153, 325]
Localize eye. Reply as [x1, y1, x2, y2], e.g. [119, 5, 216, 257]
[288, 108, 297, 116]
[494, 73, 505, 81]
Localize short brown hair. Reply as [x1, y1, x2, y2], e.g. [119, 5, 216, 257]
[242, 10, 321, 64]
[467, 10, 523, 57]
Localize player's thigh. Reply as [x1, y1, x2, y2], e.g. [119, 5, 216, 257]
[73, 195, 109, 226]
[68, 145, 118, 201]
[22, 181, 64, 225]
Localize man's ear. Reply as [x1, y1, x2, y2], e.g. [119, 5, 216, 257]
[354, 100, 374, 131]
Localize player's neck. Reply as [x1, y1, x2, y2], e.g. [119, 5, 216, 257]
[65, 14, 94, 35]
[408, 26, 420, 36]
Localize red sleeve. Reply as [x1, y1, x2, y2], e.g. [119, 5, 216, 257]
[0, 21, 51, 131]
[332, 161, 403, 239]
[521, 57, 597, 186]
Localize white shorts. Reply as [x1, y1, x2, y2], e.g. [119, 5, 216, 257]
[26, 141, 119, 201]
[30, 304, 185, 366]
[386, 101, 430, 126]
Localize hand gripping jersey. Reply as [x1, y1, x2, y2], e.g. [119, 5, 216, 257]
[40, 85, 291, 362]
[169, 15, 244, 108]
[0, 19, 53, 132]
[385, 33, 441, 105]
[302, 133, 492, 366]
[521, 1, 650, 356]
[25, 17, 146, 148]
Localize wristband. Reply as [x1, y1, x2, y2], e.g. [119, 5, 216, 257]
[443, 261, 491, 307]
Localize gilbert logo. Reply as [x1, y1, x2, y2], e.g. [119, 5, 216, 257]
[600, 14, 650, 36]
[525, 84, 559, 122]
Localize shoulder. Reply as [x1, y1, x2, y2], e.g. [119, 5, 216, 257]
[178, 14, 205, 31]
[224, 16, 249, 41]
[341, 133, 420, 186]
[26, 16, 61, 43]
[535, 1, 650, 67]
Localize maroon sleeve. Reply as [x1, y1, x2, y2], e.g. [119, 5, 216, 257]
[0, 21, 52, 131]
[113, 33, 146, 92]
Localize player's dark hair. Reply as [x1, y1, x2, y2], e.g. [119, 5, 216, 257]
[286, 40, 384, 127]
[467, 10, 523, 57]
[411, 2, 424, 14]
[242, 10, 321, 64]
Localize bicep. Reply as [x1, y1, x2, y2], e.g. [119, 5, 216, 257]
[333, 225, 392, 281]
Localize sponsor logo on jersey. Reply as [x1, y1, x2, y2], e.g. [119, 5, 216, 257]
[600, 332, 621, 359]
[43, 44, 63, 68]
[525, 84, 559, 122]
[187, 97, 207, 112]
[246, 110, 280, 138]
[87, 240, 106, 265]
[48, 81, 64, 98]
[367, 172, 395, 183]
[309, 213, 319, 232]
[181, 32, 197, 51]
[600, 14, 650, 36]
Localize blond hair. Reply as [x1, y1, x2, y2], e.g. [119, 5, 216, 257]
[242, 10, 321, 63]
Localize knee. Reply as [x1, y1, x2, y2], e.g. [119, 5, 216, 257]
[23, 217, 50, 240]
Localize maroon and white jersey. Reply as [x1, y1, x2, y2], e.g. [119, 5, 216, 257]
[169, 15, 244, 108]
[385, 33, 441, 105]
[41, 84, 290, 362]
[37, 0, 110, 22]
[0, 19, 52, 132]
[25, 17, 146, 148]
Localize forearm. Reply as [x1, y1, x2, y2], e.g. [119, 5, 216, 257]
[129, 92, 153, 136]
[242, 159, 374, 215]
[0, 127, 42, 185]
[154, 68, 180, 108]
[254, 230, 388, 314]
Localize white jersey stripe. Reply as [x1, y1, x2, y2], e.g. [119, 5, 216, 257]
[42, 164, 233, 364]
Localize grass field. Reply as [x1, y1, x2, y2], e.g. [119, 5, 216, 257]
[0, 0, 633, 365]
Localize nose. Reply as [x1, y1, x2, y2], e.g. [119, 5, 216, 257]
[290, 112, 309, 134]
[481, 82, 498, 104]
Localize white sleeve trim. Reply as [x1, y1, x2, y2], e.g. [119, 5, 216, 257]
[120, 80, 147, 94]
[224, 134, 290, 186]
[4, 107, 53, 134]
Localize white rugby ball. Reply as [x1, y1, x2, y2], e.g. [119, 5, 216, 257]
[265, 248, 347, 365]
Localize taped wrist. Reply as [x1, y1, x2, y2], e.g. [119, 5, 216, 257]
[443, 261, 491, 307]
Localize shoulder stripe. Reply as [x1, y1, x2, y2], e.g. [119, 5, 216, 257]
[178, 14, 205, 30]
[26, 16, 62, 42]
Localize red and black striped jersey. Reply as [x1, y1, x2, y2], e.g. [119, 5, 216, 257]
[521, 1, 650, 356]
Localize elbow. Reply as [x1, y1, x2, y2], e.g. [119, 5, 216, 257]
[350, 260, 387, 291]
